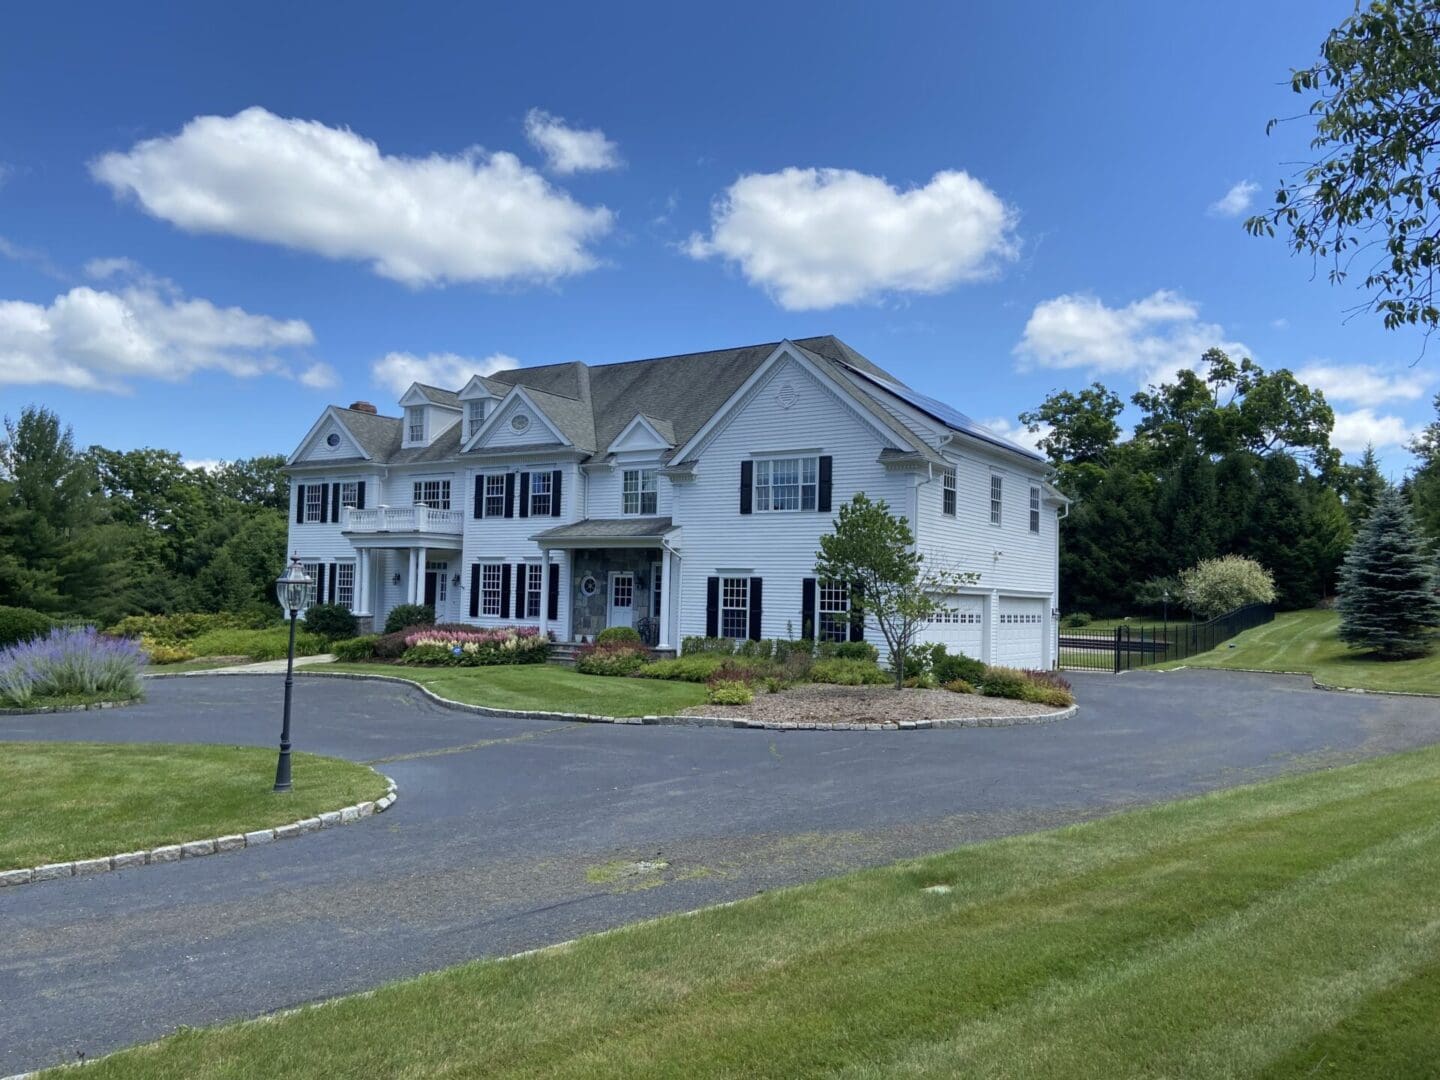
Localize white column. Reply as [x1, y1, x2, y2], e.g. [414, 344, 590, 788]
[357, 549, 370, 615]
[407, 549, 418, 604]
[657, 548, 674, 649]
[538, 549, 551, 638]
[416, 546, 427, 606]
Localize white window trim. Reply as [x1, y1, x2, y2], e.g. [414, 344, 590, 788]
[621, 467, 659, 516]
[720, 576, 750, 639]
[990, 475, 1003, 526]
[303, 485, 324, 524]
[334, 560, 356, 610]
[412, 478, 452, 511]
[942, 470, 957, 517]
[301, 561, 323, 609]
[484, 474, 507, 518]
[465, 400, 486, 442]
[754, 454, 818, 513]
[1029, 485, 1041, 534]
[529, 471, 553, 516]
[405, 406, 427, 445]
[338, 481, 360, 510]
[480, 562, 504, 617]
[817, 581, 850, 643]
[523, 563, 543, 619]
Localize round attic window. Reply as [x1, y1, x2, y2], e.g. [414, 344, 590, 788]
[580, 575, 598, 597]
[510, 413, 531, 433]
[325, 433, 340, 447]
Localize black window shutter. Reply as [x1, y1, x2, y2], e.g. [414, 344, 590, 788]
[328, 564, 338, 607]
[547, 562, 560, 621]
[551, 469, 563, 517]
[319, 483, 330, 523]
[499, 562, 511, 615]
[504, 473, 516, 518]
[705, 577, 720, 637]
[817, 455, 833, 513]
[739, 461, 753, 514]
[331, 484, 341, 521]
[801, 577, 816, 641]
[514, 565, 526, 619]
[295, 485, 305, 524]
[473, 474, 485, 518]
[849, 581, 865, 642]
[356, 481, 366, 510]
[748, 577, 763, 641]
[469, 564, 480, 617]
[518, 472, 530, 518]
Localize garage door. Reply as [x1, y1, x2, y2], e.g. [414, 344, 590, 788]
[997, 597, 1046, 668]
[919, 595, 985, 659]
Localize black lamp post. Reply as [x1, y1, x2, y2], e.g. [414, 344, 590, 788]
[273, 555, 313, 794]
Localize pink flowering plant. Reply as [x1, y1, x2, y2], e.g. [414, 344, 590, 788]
[399, 625, 548, 666]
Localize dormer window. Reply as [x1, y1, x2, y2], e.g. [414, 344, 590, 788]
[466, 400, 486, 440]
[406, 406, 426, 444]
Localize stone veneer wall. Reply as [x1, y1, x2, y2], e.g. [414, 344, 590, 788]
[570, 547, 662, 641]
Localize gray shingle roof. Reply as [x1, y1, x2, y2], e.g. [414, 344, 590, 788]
[532, 517, 675, 541]
[414, 384, 461, 408]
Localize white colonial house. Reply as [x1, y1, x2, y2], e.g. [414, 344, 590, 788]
[284, 336, 1067, 668]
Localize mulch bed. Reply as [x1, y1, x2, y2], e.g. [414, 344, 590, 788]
[681, 684, 1064, 725]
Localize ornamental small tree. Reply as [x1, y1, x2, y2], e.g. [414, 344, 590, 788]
[815, 493, 975, 688]
[1337, 487, 1440, 659]
[1179, 555, 1277, 619]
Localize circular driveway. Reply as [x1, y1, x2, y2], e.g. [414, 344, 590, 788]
[3, 668, 1436, 1075]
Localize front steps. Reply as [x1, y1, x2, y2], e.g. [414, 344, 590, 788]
[549, 642, 677, 666]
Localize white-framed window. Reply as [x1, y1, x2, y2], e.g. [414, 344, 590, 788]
[622, 468, 658, 515]
[942, 471, 957, 516]
[413, 479, 451, 510]
[817, 581, 850, 643]
[523, 564, 542, 618]
[406, 406, 426, 444]
[721, 577, 749, 639]
[304, 485, 324, 523]
[484, 474, 508, 517]
[466, 400, 486, 440]
[990, 475, 1003, 526]
[338, 481, 359, 510]
[335, 561, 355, 610]
[755, 456, 817, 512]
[1029, 486, 1041, 534]
[529, 471, 553, 516]
[427, 560, 448, 604]
[481, 563, 503, 616]
[301, 561, 323, 608]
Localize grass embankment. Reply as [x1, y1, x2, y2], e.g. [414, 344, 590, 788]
[57, 742, 1440, 1079]
[1160, 609, 1439, 695]
[320, 661, 708, 717]
[0, 742, 386, 869]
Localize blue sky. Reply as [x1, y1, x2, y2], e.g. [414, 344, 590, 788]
[2, 0, 1434, 476]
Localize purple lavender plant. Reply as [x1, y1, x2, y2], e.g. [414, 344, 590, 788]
[0, 627, 146, 707]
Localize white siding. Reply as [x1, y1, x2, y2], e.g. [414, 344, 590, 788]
[480, 397, 563, 449]
[584, 455, 674, 519]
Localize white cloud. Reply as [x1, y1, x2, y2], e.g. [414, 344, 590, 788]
[1294, 362, 1429, 407]
[1331, 408, 1419, 452]
[183, 458, 224, 473]
[523, 109, 622, 175]
[371, 351, 517, 395]
[91, 107, 614, 288]
[1015, 289, 1245, 384]
[1209, 180, 1259, 218]
[298, 361, 340, 389]
[982, 416, 1049, 455]
[685, 167, 1018, 310]
[0, 277, 314, 393]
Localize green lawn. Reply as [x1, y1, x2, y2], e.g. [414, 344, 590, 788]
[1158, 609, 1440, 695]
[319, 661, 708, 717]
[0, 742, 387, 869]
[57, 743, 1440, 1078]
[1066, 614, 1175, 632]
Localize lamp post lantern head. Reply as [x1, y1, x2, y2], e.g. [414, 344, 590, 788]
[276, 554, 313, 615]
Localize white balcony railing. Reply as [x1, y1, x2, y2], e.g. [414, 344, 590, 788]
[342, 504, 463, 535]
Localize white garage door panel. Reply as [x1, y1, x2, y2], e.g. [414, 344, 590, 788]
[997, 597, 1045, 668]
[919, 595, 985, 658]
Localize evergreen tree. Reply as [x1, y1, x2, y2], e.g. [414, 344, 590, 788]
[1336, 488, 1440, 658]
[1244, 453, 1319, 608]
[1341, 444, 1389, 528]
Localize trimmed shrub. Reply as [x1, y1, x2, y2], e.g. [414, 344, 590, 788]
[932, 651, 986, 686]
[303, 603, 358, 641]
[401, 626, 548, 666]
[383, 604, 435, 635]
[188, 627, 326, 662]
[888, 641, 945, 679]
[811, 658, 890, 686]
[0, 606, 56, 649]
[706, 679, 753, 706]
[1179, 555, 1277, 619]
[107, 611, 257, 643]
[595, 626, 642, 646]
[332, 635, 380, 662]
[1060, 612, 1092, 629]
[681, 636, 738, 656]
[635, 655, 728, 682]
[943, 678, 976, 695]
[979, 666, 1028, 700]
[575, 643, 648, 676]
[0, 627, 145, 707]
[736, 638, 774, 660]
[771, 638, 815, 662]
[1022, 669, 1072, 693]
[1021, 683, 1075, 707]
[903, 672, 940, 690]
[143, 642, 195, 665]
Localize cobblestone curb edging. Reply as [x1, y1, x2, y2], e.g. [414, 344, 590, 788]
[0, 698, 138, 715]
[0, 776, 397, 890]
[299, 669, 1076, 731]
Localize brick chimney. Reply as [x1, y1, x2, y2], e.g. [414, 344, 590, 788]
[348, 401, 378, 414]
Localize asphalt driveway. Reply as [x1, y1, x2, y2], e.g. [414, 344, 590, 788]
[3, 668, 1437, 1075]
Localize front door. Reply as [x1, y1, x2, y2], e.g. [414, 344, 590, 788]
[608, 571, 634, 629]
[423, 571, 439, 609]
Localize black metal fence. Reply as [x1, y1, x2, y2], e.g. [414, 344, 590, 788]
[1058, 603, 1274, 672]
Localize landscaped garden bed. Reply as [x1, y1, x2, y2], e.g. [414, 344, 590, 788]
[0, 626, 146, 710]
[681, 682, 1067, 724]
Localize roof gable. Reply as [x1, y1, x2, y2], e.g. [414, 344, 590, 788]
[288, 407, 372, 465]
[606, 413, 676, 455]
[463, 386, 573, 452]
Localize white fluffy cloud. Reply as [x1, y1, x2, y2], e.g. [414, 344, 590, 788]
[91, 107, 614, 288]
[981, 416, 1049, 455]
[1330, 408, 1419, 452]
[523, 109, 621, 174]
[685, 167, 1018, 310]
[371, 351, 517, 395]
[1209, 180, 1259, 218]
[0, 276, 315, 393]
[1014, 290, 1243, 384]
[1294, 363, 1429, 408]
